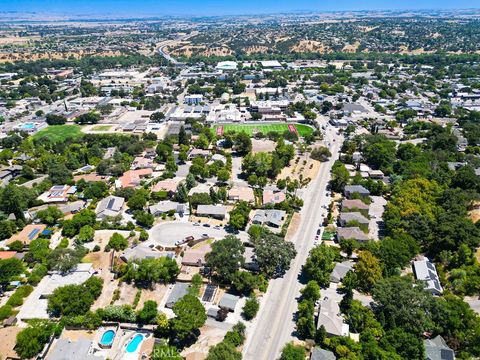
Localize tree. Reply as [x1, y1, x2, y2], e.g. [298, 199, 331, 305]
[206, 236, 245, 283]
[206, 342, 242, 360]
[372, 276, 436, 335]
[150, 112, 165, 122]
[36, 206, 63, 225]
[137, 300, 158, 324]
[46, 247, 85, 274]
[231, 271, 258, 295]
[280, 343, 306, 360]
[75, 111, 101, 124]
[303, 244, 338, 287]
[235, 132, 252, 155]
[178, 125, 188, 145]
[311, 147, 331, 162]
[354, 251, 382, 293]
[253, 233, 296, 277]
[171, 294, 207, 341]
[47, 284, 94, 317]
[108, 232, 128, 251]
[242, 296, 259, 320]
[0, 258, 23, 284]
[122, 257, 179, 287]
[0, 184, 29, 220]
[217, 169, 230, 183]
[127, 188, 149, 211]
[45, 113, 67, 125]
[228, 201, 251, 231]
[330, 161, 350, 193]
[76, 225, 95, 244]
[0, 220, 16, 240]
[16, 320, 59, 359]
[301, 280, 321, 302]
[134, 210, 155, 228]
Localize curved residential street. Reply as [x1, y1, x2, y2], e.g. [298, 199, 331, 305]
[243, 125, 343, 360]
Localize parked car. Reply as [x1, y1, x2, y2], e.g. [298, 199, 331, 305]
[203, 224, 211, 227]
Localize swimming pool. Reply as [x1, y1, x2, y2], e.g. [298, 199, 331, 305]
[126, 333, 144, 353]
[99, 330, 116, 348]
[19, 123, 35, 130]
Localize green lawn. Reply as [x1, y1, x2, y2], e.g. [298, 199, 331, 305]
[91, 125, 112, 131]
[32, 125, 83, 142]
[213, 123, 314, 137]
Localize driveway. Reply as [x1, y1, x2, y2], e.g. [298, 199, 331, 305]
[147, 221, 247, 247]
[368, 196, 387, 240]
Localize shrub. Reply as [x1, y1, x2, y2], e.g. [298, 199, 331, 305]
[0, 304, 13, 320]
[242, 296, 259, 320]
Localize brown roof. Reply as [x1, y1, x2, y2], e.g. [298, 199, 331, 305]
[119, 169, 153, 188]
[341, 199, 369, 210]
[0, 251, 17, 260]
[7, 224, 46, 245]
[182, 244, 212, 266]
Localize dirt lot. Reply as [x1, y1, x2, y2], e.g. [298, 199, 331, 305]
[92, 229, 133, 251]
[136, 286, 168, 310]
[285, 212, 301, 241]
[469, 201, 480, 224]
[252, 139, 277, 153]
[277, 154, 320, 184]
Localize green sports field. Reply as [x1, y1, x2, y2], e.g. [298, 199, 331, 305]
[214, 123, 314, 137]
[32, 125, 84, 142]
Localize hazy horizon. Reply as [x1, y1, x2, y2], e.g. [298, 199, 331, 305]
[1, 0, 480, 18]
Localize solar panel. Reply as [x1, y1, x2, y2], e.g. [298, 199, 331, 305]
[107, 198, 116, 210]
[28, 228, 40, 240]
[202, 284, 216, 302]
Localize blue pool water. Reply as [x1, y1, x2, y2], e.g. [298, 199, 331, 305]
[126, 334, 144, 353]
[99, 330, 116, 346]
[20, 123, 35, 130]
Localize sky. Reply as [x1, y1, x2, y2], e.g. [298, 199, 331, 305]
[1, 0, 480, 17]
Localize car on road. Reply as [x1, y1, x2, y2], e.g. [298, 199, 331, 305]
[316, 229, 321, 235]
[203, 224, 211, 227]
[315, 235, 319, 240]
[193, 223, 200, 226]
[213, 226, 221, 230]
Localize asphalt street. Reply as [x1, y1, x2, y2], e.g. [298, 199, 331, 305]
[243, 125, 343, 360]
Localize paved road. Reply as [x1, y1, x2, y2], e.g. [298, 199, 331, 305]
[243, 126, 343, 360]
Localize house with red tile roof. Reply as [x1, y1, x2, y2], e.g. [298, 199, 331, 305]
[117, 168, 153, 188]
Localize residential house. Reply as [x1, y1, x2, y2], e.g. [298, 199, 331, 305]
[252, 209, 286, 228]
[46, 337, 103, 360]
[243, 247, 260, 272]
[131, 156, 154, 170]
[263, 190, 286, 205]
[317, 297, 349, 337]
[197, 205, 227, 220]
[228, 186, 255, 203]
[17, 263, 94, 320]
[117, 168, 153, 188]
[412, 258, 443, 295]
[336, 227, 369, 242]
[38, 185, 77, 203]
[341, 199, 369, 212]
[188, 148, 210, 160]
[0, 165, 22, 187]
[7, 224, 46, 246]
[311, 347, 337, 360]
[166, 283, 190, 308]
[424, 335, 455, 360]
[344, 185, 370, 199]
[95, 196, 125, 219]
[149, 201, 187, 216]
[338, 212, 369, 227]
[152, 178, 181, 195]
[120, 244, 174, 262]
[219, 293, 240, 312]
[182, 243, 212, 266]
[330, 261, 354, 283]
